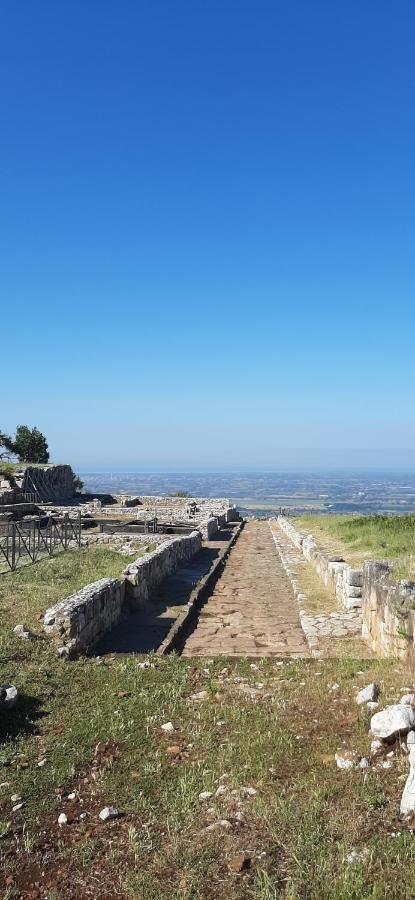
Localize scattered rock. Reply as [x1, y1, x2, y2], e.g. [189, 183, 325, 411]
[13, 624, 35, 640]
[335, 750, 361, 769]
[199, 791, 213, 802]
[215, 785, 227, 798]
[367, 702, 379, 711]
[189, 691, 209, 701]
[58, 813, 68, 826]
[161, 722, 174, 734]
[0, 684, 18, 710]
[346, 848, 369, 864]
[401, 731, 415, 815]
[99, 806, 119, 822]
[241, 786, 257, 797]
[12, 802, 24, 813]
[166, 745, 181, 757]
[11, 793, 21, 804]
[370, 739, 383, 756]
[400, 694, 415, 708]
[370, 705, 415, 740]
[205, 819, 232, 832]
[356, 683, 380, 705]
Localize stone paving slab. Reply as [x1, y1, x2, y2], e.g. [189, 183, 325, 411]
[181, 520, 310, 657]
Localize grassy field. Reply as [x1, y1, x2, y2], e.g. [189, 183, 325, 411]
[0, 546, 134, 631]
[294, 514, 415, 579]
[1, 551, 415, 898]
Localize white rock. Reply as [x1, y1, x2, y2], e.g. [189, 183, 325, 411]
[370, 739, 383, 755]
[358, 758, 369, 769]
[13, 624, 34, 640]
[400, 731, 415, 815]
[205, 819, 232, 832]
[161, 722, 174, 733]
[58, 813, 68, 826]
[12, 803, 24, 812]
[189, 691, 208, 701]
[370, 705, 415, 740]
[356, 683, 380, 705]
[400, 694, 415, 708]
[199, 791, 213, 801]
[0, 684, 18, 710]
[335, 750, 360, 770]
[99, 805, 119, 821]
[11, 793, 21, 803]
[367, 702, 379, 711]
[215, 785, 227, 798]
[346, 848, 369, 864]
[241, 786, 257, 797]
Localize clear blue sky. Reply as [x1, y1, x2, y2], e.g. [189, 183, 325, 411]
[1, 1, 414, 469]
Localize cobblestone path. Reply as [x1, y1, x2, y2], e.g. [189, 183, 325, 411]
[181, 519, 310, 657]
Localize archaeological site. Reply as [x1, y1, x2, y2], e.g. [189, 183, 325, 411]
[2, 463, 415, 897]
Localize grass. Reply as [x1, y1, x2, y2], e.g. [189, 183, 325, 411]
[0, 647, 414, 898]
[0, 546, 133, 630]
[1, 551, 415, 897]
[295, 514, 415, 580]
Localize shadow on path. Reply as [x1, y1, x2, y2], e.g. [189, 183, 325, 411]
[94, 545, 221, 655]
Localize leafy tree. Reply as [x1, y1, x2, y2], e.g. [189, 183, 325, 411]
[5, 425, 50, 464]
[14, 426, 49, 463]
[0, 430, 16, 459]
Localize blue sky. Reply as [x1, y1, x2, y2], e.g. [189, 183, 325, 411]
[1, 1, 414, 469]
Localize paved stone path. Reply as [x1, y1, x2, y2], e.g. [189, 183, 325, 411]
[181, 520, 310, 657]
[95, 530, 235, 655]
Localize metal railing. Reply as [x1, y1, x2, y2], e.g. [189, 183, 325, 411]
[0, 513, 82, 573]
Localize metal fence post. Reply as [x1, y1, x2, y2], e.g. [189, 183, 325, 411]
[11, 523, 16, 571]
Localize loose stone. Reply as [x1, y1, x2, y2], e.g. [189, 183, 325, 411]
[99, 806, 119, 821]
[161, 722, 174, 733]
[356, 683, 380, 705]
[370, 705, 415, 740]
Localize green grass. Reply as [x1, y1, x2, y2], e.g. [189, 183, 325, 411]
[0, 648, 413, 899]
[295, 514, 415, 580]
[0, 546, 132, 630]
[0, 551, 415, 897]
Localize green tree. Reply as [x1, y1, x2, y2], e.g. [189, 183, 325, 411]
[0, 430, 16, 459]
[13, 426, 50, 463]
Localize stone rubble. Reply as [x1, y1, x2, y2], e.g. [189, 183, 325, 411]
[99, 806, 120, 822]
[370, 705, 415, 740]
[0, 684, 18, 710]
[356, 683, 380, 705]
[400, 731, 415, 815]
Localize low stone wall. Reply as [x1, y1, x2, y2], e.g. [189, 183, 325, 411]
[44, 578, 125, 656]
[277, 517, 363, 610]
[124, 530, 201, 604]
[362, 561, 415, 662]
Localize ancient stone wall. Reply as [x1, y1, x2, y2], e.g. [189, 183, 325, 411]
[44, 578, 125, 656]
[44, 531, 202, 654]
[277, 517, 363, 610]
[124, 530, 201, 604]
[362, 561, 415, 662]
